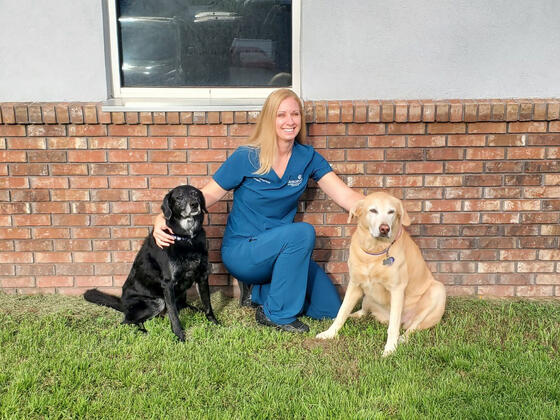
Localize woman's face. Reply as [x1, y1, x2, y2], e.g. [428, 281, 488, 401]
[275, 97, 301, 143]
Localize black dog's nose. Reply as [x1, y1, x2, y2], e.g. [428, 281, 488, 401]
[379, 224, 390, 235]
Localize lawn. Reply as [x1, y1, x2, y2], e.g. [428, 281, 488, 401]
[0, 292, 559, 419]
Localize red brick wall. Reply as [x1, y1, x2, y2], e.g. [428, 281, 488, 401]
[1, 99, 559, 297]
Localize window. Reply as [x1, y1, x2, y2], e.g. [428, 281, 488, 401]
[105, 0, 300, 108]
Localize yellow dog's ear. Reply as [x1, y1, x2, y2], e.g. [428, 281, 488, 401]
[398, 199, 411, 227]
[347, 199, 364, 223]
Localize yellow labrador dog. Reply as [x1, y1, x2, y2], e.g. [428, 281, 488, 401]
[317, 192, 446, 356]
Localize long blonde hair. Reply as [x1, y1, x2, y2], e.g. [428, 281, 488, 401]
[248, 89, 307, 175]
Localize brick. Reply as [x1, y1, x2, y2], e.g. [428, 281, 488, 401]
[108, 150, 147, 162]
[9, 163, 48, 175]
[395, 103, 408, 122]
[408, 135, 446, 148]
[68, 150, 106, 162]
[425, 175, 463, 186]
[354, 101, 367, 123]
[406, 162, 443, 174]
[504, 175, 542, 186]
[90, 190, 129, 202]
[71, 202, 110, 213]
[149, 125, 188, 136]
[13, 215, 50, 226]
[15, 264, 55, 276]
[347, 123, 385, 135]
[386, 149, 423, 161]
[1, 277, 35, 288]
[130, 137, 168, 149]
[502, 200, 540, 211]
[547, 103, 560, 120]
[365, 162, 403, 174]
[387, 123, 425, 135]
[1, 104, 16, 123]
[516, 286, 554, 297]
[505, 103, 519, 121]
[169, 163, 207, 175]
[468, 123, 507, 134]
[48, 137, 87, 149]
[464, 175, 502, 186]
[486, 161, 523, 173]
[427, 123, 466, 134]
[28, 125, 66, 137]
[0, 151, 26, 162]
[465, 148, 505, 160]
[444, 161, 483, 173]
[525, 161, 560, 173]
[508, 122, 547, 133]
[188, 125, 227, 137]
[30, 177, 69, 189]
[54, 240, 92, 251]
[447, 135, 486, 147]
[37, 276, 74, 288]
[367, 101, 380, 122]
[51, 164, 88, 176]
[424, 200, 461, 211]
[190, 150, 227, 162]
[368, 136, 406, 148]
[51, 190, 90, 201]
[517, 262, 555, 273]
[108, 125, 147, 136]
[89, 137, 127, 149]
[442, 213, 479, 224]
[109, 176, 147, 189]
[308, 123, 345, 136]
[32, 228, 70, 239]
[84, 105, 98, 124]
[27, 150, 66, 162]
[90, 163, 128, 175]
[545, 174, 560, 185]
[327, 101, 340, 122]
[487, 134, 525, 146]
[385, 176, 423, 187]
[328, 136, 367, 148]
[521, 213, 559, 224]
[149, 150, 186, 162]
[0, 126, 26, 136]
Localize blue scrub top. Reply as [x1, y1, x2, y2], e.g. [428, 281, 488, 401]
[213, 142, 332, 246]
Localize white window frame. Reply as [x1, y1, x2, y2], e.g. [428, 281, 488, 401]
[104, 0, 301, 110]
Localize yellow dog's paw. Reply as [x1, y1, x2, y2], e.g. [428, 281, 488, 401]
[382, 343, 397, 357]
[316, 330, 337, 339]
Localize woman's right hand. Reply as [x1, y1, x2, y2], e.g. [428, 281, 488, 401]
[153, 213, 175, 248]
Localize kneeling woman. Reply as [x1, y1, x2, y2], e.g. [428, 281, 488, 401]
[153, 89, 364, 332]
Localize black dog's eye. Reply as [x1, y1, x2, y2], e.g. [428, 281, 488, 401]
[369, 209, 378, 214]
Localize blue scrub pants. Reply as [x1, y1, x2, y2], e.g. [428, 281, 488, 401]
[221, 222, 341, 325]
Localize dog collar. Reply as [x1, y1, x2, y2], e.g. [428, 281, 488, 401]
[173, 234, 193, 242]
[362, 226, 402, 265]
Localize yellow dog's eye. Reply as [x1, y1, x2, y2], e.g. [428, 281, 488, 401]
[369, 209, 378, 214]
[388, 210, 395, 214]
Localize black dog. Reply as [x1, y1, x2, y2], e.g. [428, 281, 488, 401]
[84, 185, 218, 341]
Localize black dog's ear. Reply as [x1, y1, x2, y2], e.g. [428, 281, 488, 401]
[161, 189, 173, 220]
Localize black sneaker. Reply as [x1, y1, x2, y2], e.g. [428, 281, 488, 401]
[255, 306, 309, 333]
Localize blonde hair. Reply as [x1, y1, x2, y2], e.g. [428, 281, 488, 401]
[247, 89, 307, 175]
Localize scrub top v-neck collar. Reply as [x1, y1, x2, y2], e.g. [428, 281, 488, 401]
[272, 149, 294, 181]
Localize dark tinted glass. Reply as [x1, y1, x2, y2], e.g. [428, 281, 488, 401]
[117, 0, 292, 88]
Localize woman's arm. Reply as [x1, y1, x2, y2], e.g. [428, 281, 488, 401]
[317, 172, 364, 212]
[153, 180, 229, 248]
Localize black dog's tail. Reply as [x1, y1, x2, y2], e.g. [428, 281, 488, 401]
[84, 289, 123, 312]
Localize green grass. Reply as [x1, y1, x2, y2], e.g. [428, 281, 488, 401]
[0, 293, 559, 420]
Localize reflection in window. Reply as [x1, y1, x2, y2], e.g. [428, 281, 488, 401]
[117, 0, 292, 88]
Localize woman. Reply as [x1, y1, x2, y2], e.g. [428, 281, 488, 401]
[153, 89, 364, 333]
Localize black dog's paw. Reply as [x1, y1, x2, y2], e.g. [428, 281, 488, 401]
[173, 328, 186, 342]
[207, 315, 219, 325]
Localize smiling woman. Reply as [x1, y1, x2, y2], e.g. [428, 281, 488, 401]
[153, 88, 364, 332]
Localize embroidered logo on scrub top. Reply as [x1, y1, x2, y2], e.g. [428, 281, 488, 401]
[287, 174, 303, 187]
[255, 177, 271, 184]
